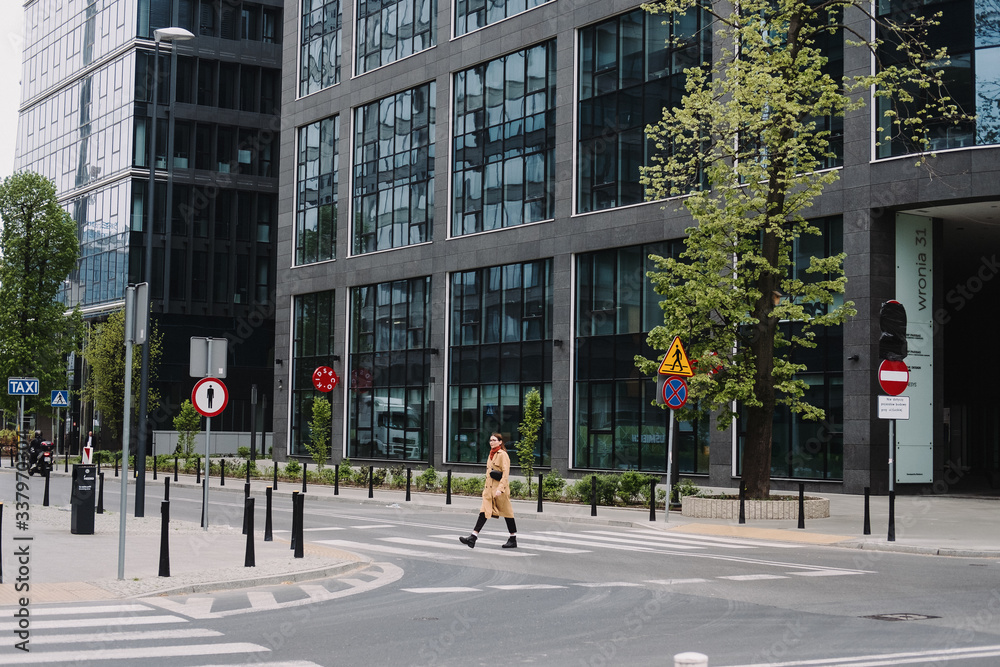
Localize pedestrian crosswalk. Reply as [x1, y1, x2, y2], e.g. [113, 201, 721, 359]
[0, 602, 324, 666]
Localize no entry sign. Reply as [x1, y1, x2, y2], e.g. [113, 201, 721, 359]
[878, 359, 909, 396]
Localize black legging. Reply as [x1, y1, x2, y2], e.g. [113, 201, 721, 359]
[474, 512, 516, 534]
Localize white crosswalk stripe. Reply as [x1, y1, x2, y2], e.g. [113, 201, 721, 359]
[0, 602, 316, 666]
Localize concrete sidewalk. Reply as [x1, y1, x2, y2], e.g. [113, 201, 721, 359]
[2, 465, 999, 605]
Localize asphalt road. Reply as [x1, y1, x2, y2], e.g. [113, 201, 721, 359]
[9, 480, 1000, 666]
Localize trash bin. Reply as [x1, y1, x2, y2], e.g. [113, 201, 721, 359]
[71, 463, 97, 534]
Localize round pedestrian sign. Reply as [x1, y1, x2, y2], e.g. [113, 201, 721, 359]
[312, 366, 339, 392]
[192, 377, 229, 417]
[878, 359, 909, 396]
[662, 376, 689, 410]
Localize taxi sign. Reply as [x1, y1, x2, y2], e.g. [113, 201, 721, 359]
[7, 377, 39, 395]
[657, 337, 694, 377]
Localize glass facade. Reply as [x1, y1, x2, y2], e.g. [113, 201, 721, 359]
[737, 217, 845, 480]
[577, 8, 711, 213]
[452, 41, 556, 236]
[291, 290, 337, 457]
[454, 0, 553, 37]
[448, 260, 553, 465]
[352, 83, 435, 254]
[876, 0, 988, 156]
[300, 0, 342, 96]
[348, 278, 432, 460]
[296, 116, 339, 265]
[356, 0, 435, 74]
[575, 241, 709, 473]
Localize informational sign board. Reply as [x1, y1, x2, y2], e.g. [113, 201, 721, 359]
[878, 395, 910, 420]
[7, 377, 39, 395]
[894, 214, 934, 483]
[189, 337, 228, 378]
[312, 366, 339, 392]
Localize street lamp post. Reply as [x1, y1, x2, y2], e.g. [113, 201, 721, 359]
[136, 26, 194, 517]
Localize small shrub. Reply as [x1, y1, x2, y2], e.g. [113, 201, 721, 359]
[542, 469, 566, 501]
[338, 458, 356, 485]
[568, 474, 619, 505]
[237, 446, 251, 458]
[373, 467, 388, 486]
[284, 459, 301, 477]
[672, 478, 703, 504]
[509, 479, 526, 498]
[415, 466, 438, 491]
[618, 470, 657, 505]
[455, 475, 484, 496]
[388, 464, 406, 488]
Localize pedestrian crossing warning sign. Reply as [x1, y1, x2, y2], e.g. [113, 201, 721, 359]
[50, 390, 69, 407]
[657, 336, 694, 377]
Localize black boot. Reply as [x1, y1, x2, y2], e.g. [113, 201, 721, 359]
[459, 534, 477, 548]
[502, 536, 517, 549]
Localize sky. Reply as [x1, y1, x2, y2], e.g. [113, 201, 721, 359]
[0, 3, 24, 179]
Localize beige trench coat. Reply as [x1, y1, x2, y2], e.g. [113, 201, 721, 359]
[480, 448, 514, 518]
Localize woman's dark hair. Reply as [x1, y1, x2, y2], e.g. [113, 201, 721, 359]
[490, 432, 506, 449]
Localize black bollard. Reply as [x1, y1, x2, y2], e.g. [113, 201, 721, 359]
[264, 486, 273, 541]
[174, 456, 178, 482]
[153, 455, 157, 481]
[273, 462, 278, 490]
[164, 477, 170, 501]
[43, 470, 50, 507]
[537, 473, 543, 513]
[114, 453, 119, 477]
[334, 465, 339, 495]
[888, 490, 896, 542]
[302, 461, 308, 493]
[221, 458, 226, 486]
[591, 475, 597, 517]
[244, 497, 256, 567]
[97, 472, 105, 514]
[294, 493, 305, 559]
[405, 468, 411, 501]
[649, 478, 656, 521]
[446, 470, 452, 504]
[158, 500, 170, 577]
[368, 465, 374, 498]
[797, 483, 805, 529]
[739, 483, 746, 524]
[196, 458, 201, 484]
[243, 482, 251, 535]
[863, 486, 871, 535]
[64, 448, 68, 473]
[290, 491, 300, 551]
[245, 457, 251, 484]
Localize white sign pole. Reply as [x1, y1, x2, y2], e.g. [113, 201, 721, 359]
[665, 409, 675, 523]
[118, 285, 136, 580]
[203, 415, 211, 530]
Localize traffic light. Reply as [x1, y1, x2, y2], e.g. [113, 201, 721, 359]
[879, 300, 907, 361]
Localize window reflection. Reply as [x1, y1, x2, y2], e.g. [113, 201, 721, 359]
[454, 0, 553, 37]
[357, 0, 436, 74]
[296, 116, 339, 265]
[300, 0, 342, 96]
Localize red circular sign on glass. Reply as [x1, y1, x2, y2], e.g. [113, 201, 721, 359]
[312, 366, 339, 392]
[878, 359, 909, 396]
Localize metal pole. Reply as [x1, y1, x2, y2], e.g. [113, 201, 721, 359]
[118, 285, 136, 580]
[888, 419, 895, 542]
[665, 409, 675, 522]
[135, 38, 161, 520]
[203, 416, 211, 530]
[250, 384, 257, 464]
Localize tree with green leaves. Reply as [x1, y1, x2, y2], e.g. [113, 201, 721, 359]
[516, 388, 543, 497]
[307, 396, 332, 470]
[81, 311, 163, 450]
[636, 0, 968, 498]
[0, 172, 84, 417]
[173, 399, 201, 455]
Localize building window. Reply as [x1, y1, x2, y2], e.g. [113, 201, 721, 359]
[356, 0, 436, 74]
[353, 83, 435, 254]
[300, 0, 342, 96]
[577, 8, 711, 213]
[291, 290, 337, 457]
[448, 260, 552, 465]
[876, 0, 979, 156]
[348, 277, 432, 461]
[454, 0, 553, 37]
[737, 217, 845, 480]
[296, 116, 338, 265]
[575, 241, 708, 472]
[453, 41, 555, 236]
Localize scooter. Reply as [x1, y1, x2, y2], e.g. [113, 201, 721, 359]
[29, 441, 53, 476]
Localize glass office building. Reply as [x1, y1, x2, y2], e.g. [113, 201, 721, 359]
[269, 0, 1000, 495]
[15, 0, 281, 445]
